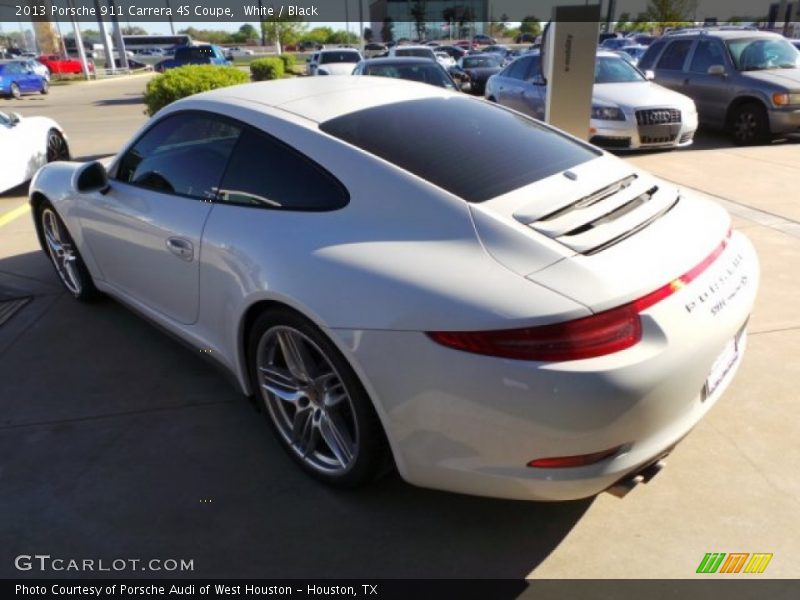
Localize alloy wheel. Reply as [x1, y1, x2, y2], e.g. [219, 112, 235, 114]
[256, 326, 359, 475]
[41, 208, 82, 295]
[10, 83, 20, 99]
[734, 111, 758, 144]
[46, 131, 69, 162]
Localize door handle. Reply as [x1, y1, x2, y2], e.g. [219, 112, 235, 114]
[166, 237, 194, 261]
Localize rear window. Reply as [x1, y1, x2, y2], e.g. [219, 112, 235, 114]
[321, 52, 361, 64]
[319, 97, 600, 203]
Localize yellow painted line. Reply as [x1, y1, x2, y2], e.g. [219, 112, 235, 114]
[0, 204, 30, 228]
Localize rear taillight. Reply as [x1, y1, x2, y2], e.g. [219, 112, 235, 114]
[427, 230, 732, 362]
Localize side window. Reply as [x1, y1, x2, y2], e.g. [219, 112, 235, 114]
[656, 40, 694, 71]
[637, 39, 666, 71]
[505, 57, 531, 80]
[116, 112, 241, 200]
[689, 40, 727, 73]
[216, 128, 349, 211]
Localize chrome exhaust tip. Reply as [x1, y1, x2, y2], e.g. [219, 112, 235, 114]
[606, 459, 666, 498]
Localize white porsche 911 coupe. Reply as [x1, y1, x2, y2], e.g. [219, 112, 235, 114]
[29, 78, 758, 501]
[1, 111, 69, 194]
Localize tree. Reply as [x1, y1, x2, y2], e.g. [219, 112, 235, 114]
[364, 27, 373, 42]
[261, 18, 306, 54]
[519, 16, 542, 36]
[381, 17, 394, 43]
[327, 30, 360, 45]
[302, 27, 333, 45]
[410, 1, 427, 41]
[645, 0, 699, 22]
[236, 24, 259, 44]
[122, 26, 148, 35]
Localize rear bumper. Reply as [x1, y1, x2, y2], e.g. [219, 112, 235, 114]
[329, 231, 759, 501]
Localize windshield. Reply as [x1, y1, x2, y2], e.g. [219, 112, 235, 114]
[463, 55, 502, 68]
[321, 52, 361, 64]
[395, 48, 434, 59]
[320, 97, 599, 203]
[727, 38, 800, 71]
[594, 55, 646, 83]
[364, 63, 456, 89]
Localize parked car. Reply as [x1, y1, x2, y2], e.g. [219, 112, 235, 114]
[516, 33, 538, 44]
[364, 42, 387, 55]
[298, 41, 323, 52]
[307, 49, 363, 76]
[29, 77, 758, 501]
[388, 45, 437, 61]
[436, 45, 468, 60]
[617, 45, 649, 66]
[486, 52, 698, 150]
[454, 40, 478, 50]
[434, 51, 456, 69]
[0, 61, 49, 98]
[482, 44, 520, 65]
[138, 47, 165, 57]
[352, 57, 458, 90]
[602, 37, 633, 51]
[225, 47, 255, 59]
[472, 34, 496, 46]
[37, 54, 95, 76]
[454, 53, 503, 95]
[628, 34, 657, 46]
[637, 30, 800, 144]
[155, 45, 230, 73]
[0, 111, 68, 193]
[14, 57, 51, 81]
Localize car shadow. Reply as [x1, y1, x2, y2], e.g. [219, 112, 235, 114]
[0, 249, 594, 579]
[94, 96, 144, 106]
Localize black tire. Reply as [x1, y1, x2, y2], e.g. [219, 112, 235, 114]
[40, 80, 49, 95]
[730, 102, 770, 146]
[37, 201, 99, 302]
[248, 307, 391, 487]
[10, 83, 21, 99]
[46, 129, 70, 162]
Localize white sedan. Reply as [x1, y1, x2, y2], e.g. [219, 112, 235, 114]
[487, 51, 699, 150]
[1, 111, 69, 194]
[29, 78, 758, 501]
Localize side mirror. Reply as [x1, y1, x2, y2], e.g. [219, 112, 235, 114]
[644, 70, 655, 80]
[75, 161, 109, 194]
[707, 64, 726, 76]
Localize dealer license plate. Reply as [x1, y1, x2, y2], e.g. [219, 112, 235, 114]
[705, 335, 740, 398]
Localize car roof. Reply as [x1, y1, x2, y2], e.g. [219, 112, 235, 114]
[393, 45, 433, 51]
[320, 48, 360, 53]
[188, 77, 452, 124]
[665, 29, 782, 40]
[360, 57, 442, 65]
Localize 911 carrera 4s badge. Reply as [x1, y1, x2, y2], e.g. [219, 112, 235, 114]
[684, 252, 748, 316]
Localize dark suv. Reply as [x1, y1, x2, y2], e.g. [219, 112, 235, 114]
[638, 30, 800, 144]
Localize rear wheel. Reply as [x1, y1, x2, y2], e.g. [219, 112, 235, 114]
[38, 202, 98, 301]
[730, 102, 769, 146]
[46, 129, 70, 162]
[248, 308, 391, 487]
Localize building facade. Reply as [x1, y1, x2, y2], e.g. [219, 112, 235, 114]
[369, 0, 489, 42]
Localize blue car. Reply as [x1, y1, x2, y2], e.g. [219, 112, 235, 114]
[0, 61, 49, 98]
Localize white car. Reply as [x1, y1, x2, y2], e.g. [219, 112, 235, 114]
[388, 45, 437, 61]
[487, 51, 699, 150]
[29, 78, 758, 501]
[435, 51, 456, 69]
[226, 47, 255, 58]
[1, 111, 68, 194]
[307, 49, 362, 76]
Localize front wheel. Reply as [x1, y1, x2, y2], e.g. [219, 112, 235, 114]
[39, 203, 98, 301]
[248, 308, 391, 487]
[40, 80, 49, 95]
[730, 102, 769, 146]
[10, 83, 21, 99]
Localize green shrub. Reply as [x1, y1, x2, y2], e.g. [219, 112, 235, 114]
[277, 54, 296, 73]
[143, 65, 249, 116]
[250, 57, 285, 82]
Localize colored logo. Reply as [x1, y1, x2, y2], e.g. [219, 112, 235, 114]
[696, 553, 773, 574]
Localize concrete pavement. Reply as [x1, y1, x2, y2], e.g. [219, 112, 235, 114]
[1, 78, 798, 579]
